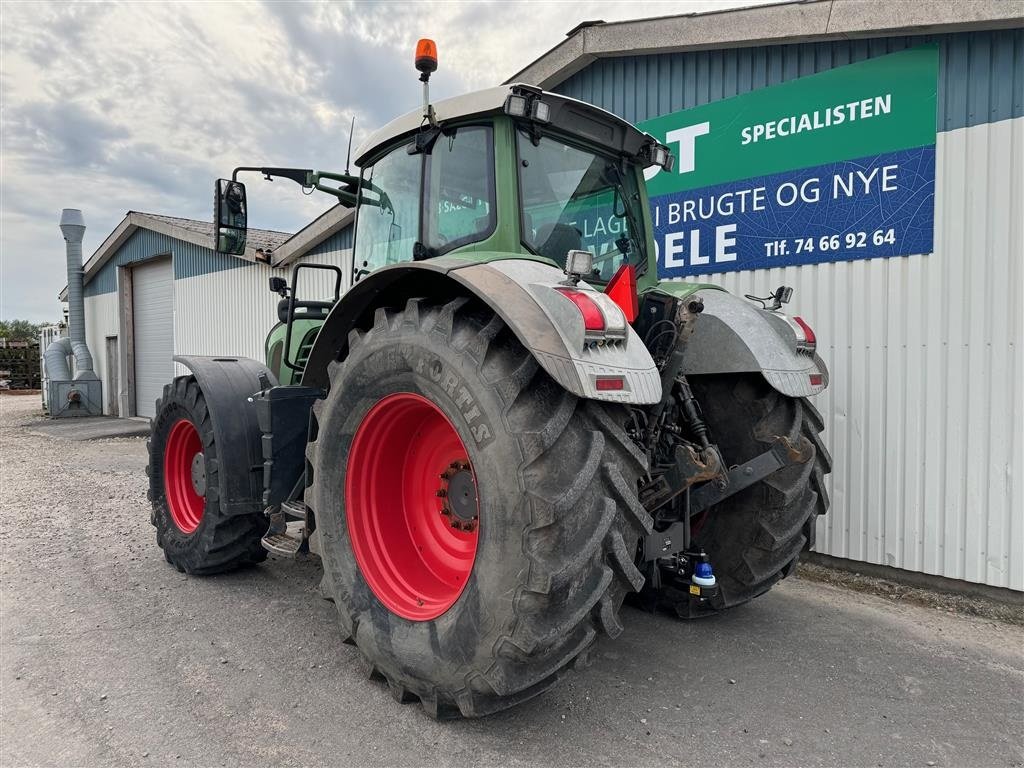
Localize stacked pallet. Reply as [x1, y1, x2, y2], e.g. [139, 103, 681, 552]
[0, 339, 41, 390]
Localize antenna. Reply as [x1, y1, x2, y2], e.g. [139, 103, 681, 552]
[344, 115, 356, 176]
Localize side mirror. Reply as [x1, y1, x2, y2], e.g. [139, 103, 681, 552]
[268, 276, 288, 296]
[214, 179, 247, 255]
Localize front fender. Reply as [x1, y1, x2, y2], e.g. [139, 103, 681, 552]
[679, 289, 829, 398]
[172, 355, 276, 514]
[302, 257, 661, 404]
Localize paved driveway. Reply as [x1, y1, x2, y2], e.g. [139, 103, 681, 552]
[2, 394, 1021, 767]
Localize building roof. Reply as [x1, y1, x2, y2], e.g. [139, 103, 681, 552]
[508, 0, 1024, 88]
[61, 211, 293, 300]
[138, 212, 293, 254]
[270, 204, 354, 267]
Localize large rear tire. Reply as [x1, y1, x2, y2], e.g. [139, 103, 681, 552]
[147, 376, 267, 574]
[650, 374, 831, 614]
[306, 297, 651, 718]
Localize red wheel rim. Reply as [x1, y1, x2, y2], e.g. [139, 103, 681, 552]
[346, 393, 480, 621]
[163, 418, 205, 534]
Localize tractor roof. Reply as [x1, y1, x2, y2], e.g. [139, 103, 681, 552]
[354, 84, 652, 167]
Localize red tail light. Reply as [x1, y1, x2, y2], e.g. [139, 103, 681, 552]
[595, 376, 625, 391]
[554, 288, 605, 332]
[604, 264, 638, 323]
[793, 316, 816, 345]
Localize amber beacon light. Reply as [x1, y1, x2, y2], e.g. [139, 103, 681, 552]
[415, 39, 438, 78]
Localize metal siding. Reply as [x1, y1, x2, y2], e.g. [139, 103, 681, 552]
[132, 258, 175, 419]
[307, 226, 354, 256]
[173, 239, 352, 375]
[652, 119, 1020, 590]
[83, 293, 120, 415]
[173, 244, 250, 280]
[556, 29, 1024, 130]
[84, 228, 252, 297]
[556, 30, 1023, 590]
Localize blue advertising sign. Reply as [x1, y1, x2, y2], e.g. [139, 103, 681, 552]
[637, 46, 939, 277]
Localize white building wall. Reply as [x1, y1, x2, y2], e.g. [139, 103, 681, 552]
[690, 117, 1023, 590]
[83, 292, 120, 415]
[173, 250, 351, 376]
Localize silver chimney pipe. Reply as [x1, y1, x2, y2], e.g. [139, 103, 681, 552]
[59, 208, 96, 379]
[43, 208, 102, 417]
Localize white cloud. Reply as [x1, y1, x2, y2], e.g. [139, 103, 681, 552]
[1, 0, 779, 322]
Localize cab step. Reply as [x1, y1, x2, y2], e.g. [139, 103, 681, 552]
[261, 515, 307, 557]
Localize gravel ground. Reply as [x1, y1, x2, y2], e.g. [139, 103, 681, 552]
[2, 393, 1022, 768]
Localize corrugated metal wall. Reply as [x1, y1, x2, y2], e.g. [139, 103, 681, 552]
[84, 228, 250, 297]
[556, 29, 1024, 131]
[82, 222, 353, 406]
[83, 293, 119, 415]
[691, 119, 1022, 591]
[555, 29, 1023, 590]
[173, 243, 352, 370]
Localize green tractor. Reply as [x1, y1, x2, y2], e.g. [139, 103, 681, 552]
[147, 43, 831, 718]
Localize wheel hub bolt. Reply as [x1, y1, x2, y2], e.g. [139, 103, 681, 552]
[437, 463, 478, 532]
[190, 452, 206, 496]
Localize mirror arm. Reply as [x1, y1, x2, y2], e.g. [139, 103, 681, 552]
[315, 170, 360, 187]
[311, 181, 359, 207]
[229, 166, 377, 208]
[232, 166, 316, 186]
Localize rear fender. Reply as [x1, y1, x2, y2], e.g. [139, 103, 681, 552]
[301, 257, 661, 404]
[172, 355, 276, 514]
[678, 289, 829, 397]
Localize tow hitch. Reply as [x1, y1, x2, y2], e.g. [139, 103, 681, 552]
[641, 434, 813, 562]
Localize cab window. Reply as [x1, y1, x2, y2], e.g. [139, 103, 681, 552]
[423, 126, 495, 253]
[353, 142, 421, 274]
[517, 131, 643, 281]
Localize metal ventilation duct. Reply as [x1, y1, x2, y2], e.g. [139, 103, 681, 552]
[43, 208, 102, 417]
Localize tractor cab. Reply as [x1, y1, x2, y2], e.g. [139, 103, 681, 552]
[214, 74, 674, 297]
[347, 84, 670, 288]
[215, 73, 673, 386]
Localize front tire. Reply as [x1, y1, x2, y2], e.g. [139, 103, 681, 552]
[147, 376, 267, 574]
[306, 298, 651, 718]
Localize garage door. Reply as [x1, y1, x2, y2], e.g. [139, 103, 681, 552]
[132, 258, 174, 419]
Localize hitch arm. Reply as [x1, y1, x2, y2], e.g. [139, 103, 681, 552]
[641, 435, 813, 561]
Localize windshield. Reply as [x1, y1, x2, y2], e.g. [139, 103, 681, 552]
[517, 131, 646, 282]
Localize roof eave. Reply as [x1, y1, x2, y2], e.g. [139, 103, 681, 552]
[60, 211, 280, 301]
[137, 212, 273, 264]
[507, 0, 1024, 88]
[271, 204, 355, 267]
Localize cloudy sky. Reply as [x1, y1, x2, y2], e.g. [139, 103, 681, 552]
[1, 0, 775, 322]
